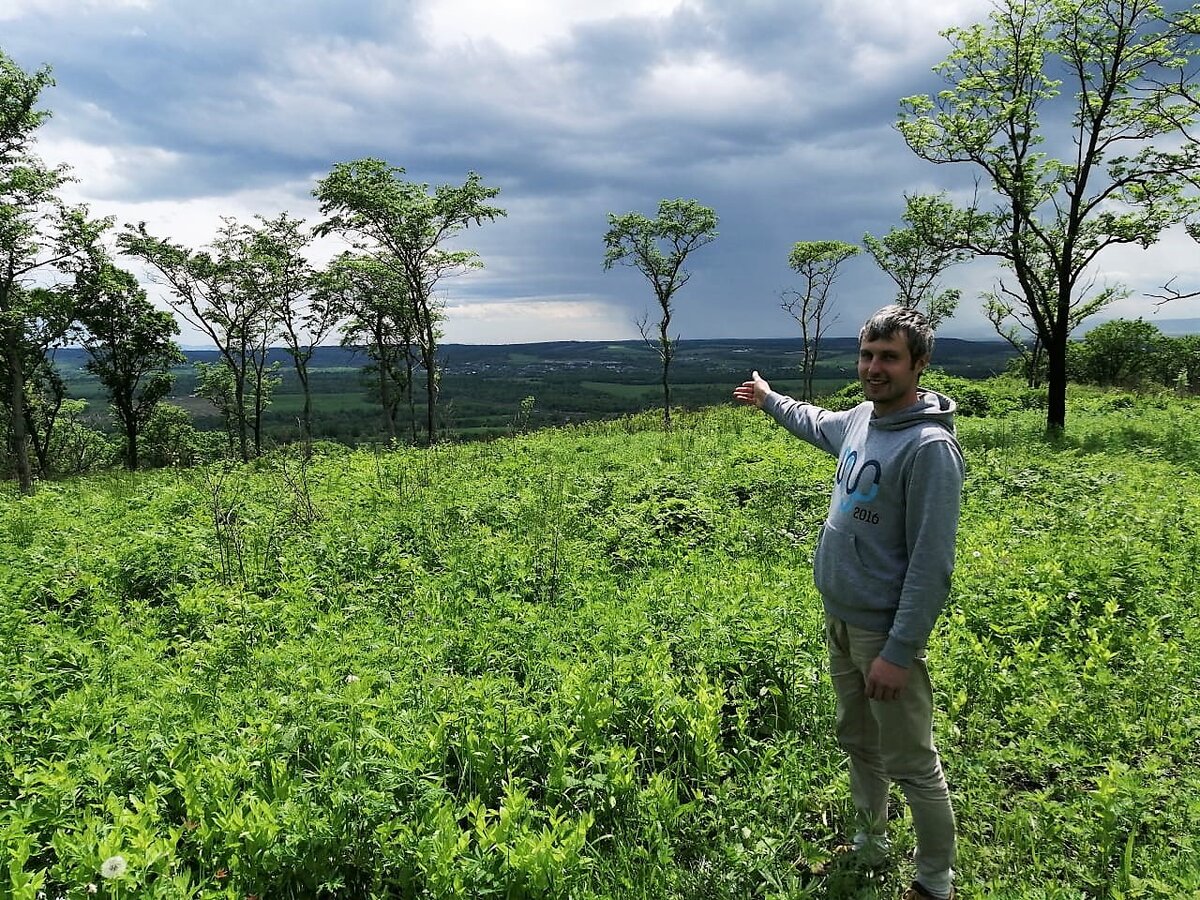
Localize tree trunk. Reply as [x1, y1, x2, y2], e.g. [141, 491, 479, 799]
[417, 301, 439, 444]
[5, 335, 33, 493]
[116, 394, 138, 470]
[233, 376, 250, 462]
[660, 307, 672, 430]
[1045, 320, 1069, 435]
[406, 352, 417, 444]
[424, 343, 438, 444]
[24, 405, 50, 479]
[126, 416, 139, 470]
[378, 350, 396, 443]
[254, 397, 264, 457]
[252, 360, 266, 457]
[297, 362, 313, 445]
[661, 365, 672, 429]
[801, 316, 814, 402]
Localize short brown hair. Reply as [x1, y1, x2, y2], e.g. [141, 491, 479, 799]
[859, 305, 934, 366]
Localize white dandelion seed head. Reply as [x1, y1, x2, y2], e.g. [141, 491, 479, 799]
[345, 674, 360, 684]
[100, 855, 127, 879]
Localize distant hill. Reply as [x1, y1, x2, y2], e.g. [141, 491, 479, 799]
[52, 337, 1020, 376]
[1134, 317, 1200, 336]
[51, 345, 373, 371]
[50, 337, 1023, 442]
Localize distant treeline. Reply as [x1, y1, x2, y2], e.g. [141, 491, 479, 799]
[16, 321, 1197, 486]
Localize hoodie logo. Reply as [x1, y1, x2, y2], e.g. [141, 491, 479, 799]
[835, 449, 881, 513]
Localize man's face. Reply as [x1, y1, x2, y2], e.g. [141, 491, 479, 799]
[858, 331, 928, 415]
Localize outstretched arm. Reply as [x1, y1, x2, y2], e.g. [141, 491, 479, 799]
[735, 370, 850, 456]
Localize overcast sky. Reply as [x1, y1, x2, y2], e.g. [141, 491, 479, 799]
[4, 0, 1200, 346]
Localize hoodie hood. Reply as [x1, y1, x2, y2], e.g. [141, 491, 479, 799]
[870, 390, 957, 433]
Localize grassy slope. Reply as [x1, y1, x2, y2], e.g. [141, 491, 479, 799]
[1, 391, 1198, 898]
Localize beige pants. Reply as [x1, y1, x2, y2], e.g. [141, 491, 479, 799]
[825, 614, 956, 890]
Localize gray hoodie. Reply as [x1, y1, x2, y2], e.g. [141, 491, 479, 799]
[763, 390, 964, 667]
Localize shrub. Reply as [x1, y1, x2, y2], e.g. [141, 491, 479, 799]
[142, 402, 200, 468]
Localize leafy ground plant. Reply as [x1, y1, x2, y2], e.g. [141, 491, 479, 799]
[1, 389, 1198, 898]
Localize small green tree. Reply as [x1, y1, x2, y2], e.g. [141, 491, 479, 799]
[314, 159, 505, 444]
[213, 219, 283, 458]
[120, 220, 276, 461]
[1160, 334, 1200, 393]
[317, 252, 416, 443]
[1, 51, 110, 491]
[241, 213, 335, 446]
[898, 0, 1200, 433]
[75, 261, 183, 470]
[603, 198, 718, 428]
[781, 240, 859, 401]
[1068, 317, 1166, 387]
[141, 402, 199, 467]
[47, 398, 115, 475]
[193, 360, 238, 458]
[863, 194, 969, 330]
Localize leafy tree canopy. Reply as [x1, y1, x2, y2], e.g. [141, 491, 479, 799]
[314, 158, 504, 443]
[603, 198, 718, 427]
[897, 0, 1200, 431]
[863, 195, 969, 330]
[603, 198, 718, 304]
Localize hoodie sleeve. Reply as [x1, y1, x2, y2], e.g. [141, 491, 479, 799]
[881, 436, 964, 668]
[761, 392, 853, 456]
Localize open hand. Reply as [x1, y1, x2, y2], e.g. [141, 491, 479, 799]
[733, 370, 770, 408]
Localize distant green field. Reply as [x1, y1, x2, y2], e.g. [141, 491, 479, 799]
[579, 382, 659, 398]
[579, 379, 845, 396]
[258, 391, 377, 415]
[601, 344, 656, 357]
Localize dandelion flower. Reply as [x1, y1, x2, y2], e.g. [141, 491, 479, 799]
[100, 856, 127, 879]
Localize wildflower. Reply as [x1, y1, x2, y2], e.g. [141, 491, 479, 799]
[972, 551, 981, 558]
[344, 674, 360, 684]
[86, 886, 98, 896]
[100, 856, 127, 879]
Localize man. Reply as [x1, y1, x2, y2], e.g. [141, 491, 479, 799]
[733, 305, 963, 900]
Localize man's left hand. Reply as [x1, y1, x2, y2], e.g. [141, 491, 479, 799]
[865, 657, 909, 701]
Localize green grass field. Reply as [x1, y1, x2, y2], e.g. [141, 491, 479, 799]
[1, 389, 1197, 898]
